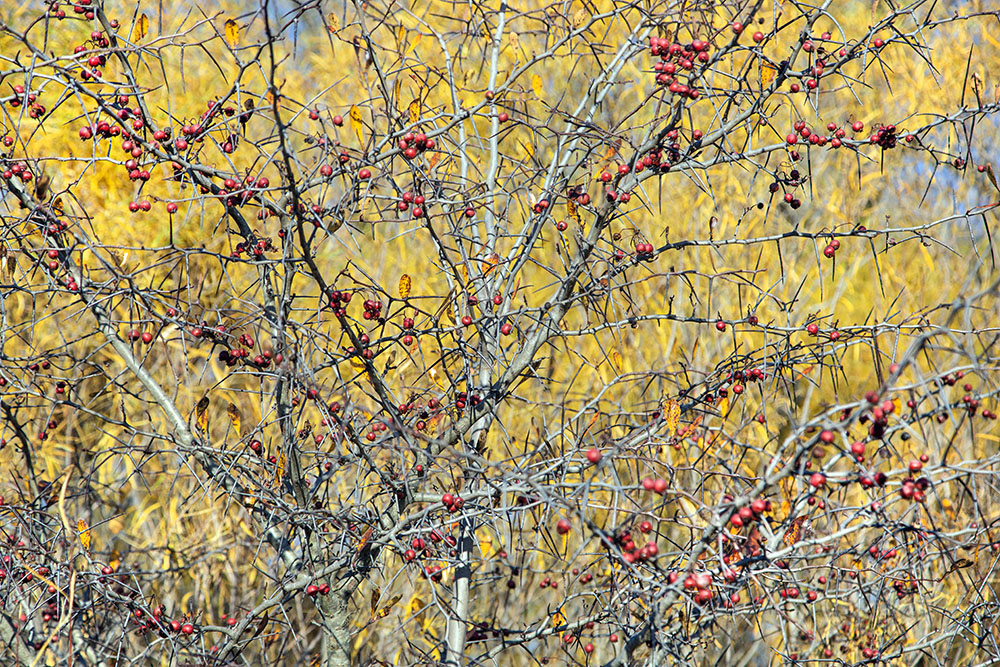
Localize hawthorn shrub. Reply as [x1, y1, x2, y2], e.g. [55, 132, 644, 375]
[1, 0, 1000, 665]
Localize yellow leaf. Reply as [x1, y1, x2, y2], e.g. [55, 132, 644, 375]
[408, 99, 420, 124]
[227, 402, 242, 436]
[783, 515, 809, 546]
[551, 608, 566, 627]
[196, 396, 209, 432]
[507, 32, 519, 51]
[396, 24, 406, 50]
[602, 143, 619, 163]
[327, 12, 341, 33]
[408, 595, 425, 617]
[760, 62, 777, 88]
[531, 74, 543, 99]
[349, 105, 364, 145]
[274, 450, 286, 487]
[716, 395, 730, 415]
[374, 595, 402, 619]
[398, 274, 412, 298]
[77, 519, 91, 551]
[484, 253, 500, 277]
[405, 33, 422, 56]
[350, 356, 366, 373]
[572, 7, 588, 27]
[665, 400, 681, 436]
[133, 13, 149, 41]
[477, 530, 494, 557]
[566, 199, 578, 221]
[424, 412, 442, 435]
[370, 587, 380, 616]
[224, 19, 239, 48]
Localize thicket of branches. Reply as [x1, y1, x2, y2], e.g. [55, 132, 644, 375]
[2, 0, 1000, 665]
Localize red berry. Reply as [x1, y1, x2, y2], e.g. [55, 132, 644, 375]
[585, 448, 602, 464]
[556, 519, 571, 535]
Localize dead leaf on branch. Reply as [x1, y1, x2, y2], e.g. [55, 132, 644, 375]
[133, 13, 149, 42]
[78, 519, 91, 551]
[224, 19, 240, 48]
[227, 403, 242, 436]
[195, 396, 209, 432]
[349, 104, 364, 145]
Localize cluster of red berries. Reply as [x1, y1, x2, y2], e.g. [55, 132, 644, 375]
[567, 184, 592, 206]
[325, 289, 352, 317]
[1, 159, 34, 183]
[869, 124, 898, 149]
[635, 242, 655, 259]
[640, 476, 669, 494]
[892, 577, 920, 599]
[127, 329, 155, 344]
[531, 197, 550, 215]
[218, 346, 253, 367]
[823, 238, 841, 258]
[305, 582, 331, 597]
[51, 1, 100, 21]
[440, 492, 464, 513]
[620, 535, 658, 564]
[648, 37, 708, 99]
[232, 236, 275, 259]
[397, 131, 435, 159]
[72, 30, 109, 78]
[730, 498, 770, 529]
[361, 298, 383, 320]
[397, 190, 427, 218]
[898, 459, 930, 503]
[403, 530, 458, 563]
[6, 84, 46, 119]
[777, 586, 818, 602]
[364, 421, 389, 442]
[676, 570, 714, 604]
[454, 391, 479, 411]
[859, 392, 895, 439]
[726, 367, 766, 389]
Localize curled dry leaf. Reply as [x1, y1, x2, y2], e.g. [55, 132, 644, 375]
[133, 13, 149, 41]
